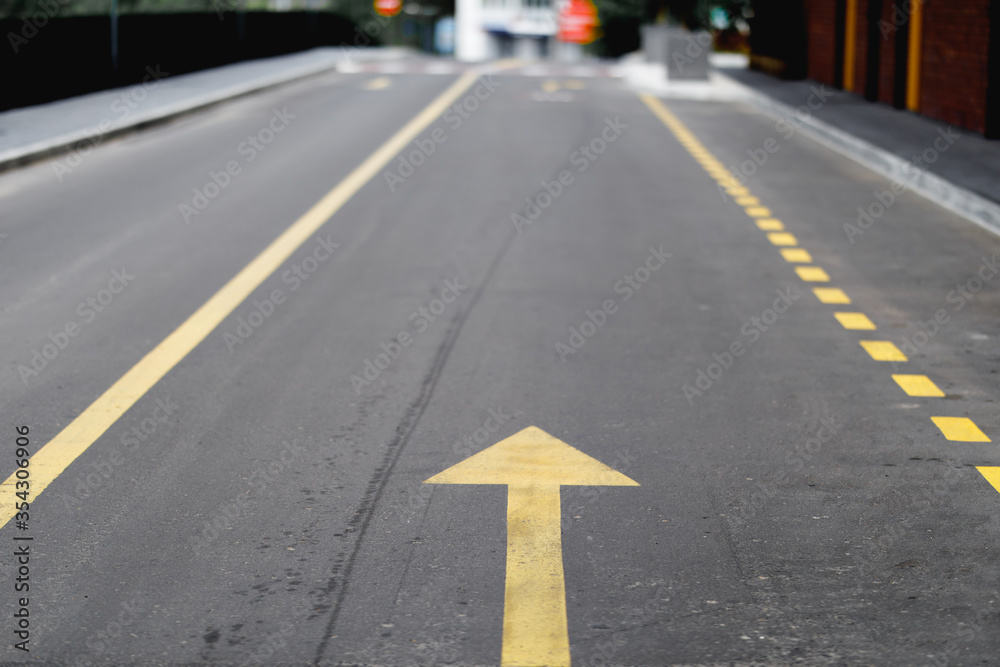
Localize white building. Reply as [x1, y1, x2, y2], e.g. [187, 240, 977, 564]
[455, 0, 558, 61]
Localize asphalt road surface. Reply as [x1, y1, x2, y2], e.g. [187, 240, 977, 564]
[2, 59, 999, 666]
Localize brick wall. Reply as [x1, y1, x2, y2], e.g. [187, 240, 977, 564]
[804, 0, 839, 85]
[853, 0, 870, 94]
[877, 0, 899, 106]
[920, 0, 991, 133]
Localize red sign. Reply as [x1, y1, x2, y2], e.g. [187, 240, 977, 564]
[558, 0, 600, 44]
[374, 0, 401, 17]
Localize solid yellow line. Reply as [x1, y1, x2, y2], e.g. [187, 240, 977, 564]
[892, 374, 944, 397]
[0, 71, 484, 529]
[978, 467, 1000, 494]
[834, 312, 876, 330]
[844, 0, 858, 91]
[906, 0, 922, 111]
[502, 485, 570, 667]
[813, 287, 851, 304]
[931, 417, 990, 442]
[795, 266, 831, 282]
[780, 248, 812, 263]
[859, 340, 907, 361]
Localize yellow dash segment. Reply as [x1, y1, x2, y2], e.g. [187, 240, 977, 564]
[541, 80, 560, 92]
[795, 266, 831, 282]
[735, 196, 760, 206]
[931, 417, 991, 442]
[756, 218, 784, 231]
[977, 467, 1000, 494]
[835, 312, 876, 329]
[0, 71, 488, 531]
[767, 232, 798, 246]
[745, 206, 772, 218]
[780, 248, 812, 263]
[726, 187, 750, 196]
[859, 340, 907, 361]
[813, 287, 851, 304]
[892, 374, 945, 397]
[363, 76, 392, 90]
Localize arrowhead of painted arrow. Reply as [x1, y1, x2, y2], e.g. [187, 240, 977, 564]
[424, 425, 639, 487]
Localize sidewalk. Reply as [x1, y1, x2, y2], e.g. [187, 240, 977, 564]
[715, 65, 1000, 238]
[0, 46, 410, 172]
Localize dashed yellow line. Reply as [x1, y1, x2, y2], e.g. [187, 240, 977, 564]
[859, 340, 908, 361]
[813, 287, 851, 304]
[931, 417, 991, 442]
[978, 467, 1000, 493]
[756, 219, 784, 231]
[363, 76, 392, 90]
[795, 266, 831, 282]
[834, 312, 877, 330]
[641, 92, 996, 496]
[766, 232, 798, 246]
[780, 248, 812, 263]
[892, 374, 945, 397]
[745, 206, 772, 218]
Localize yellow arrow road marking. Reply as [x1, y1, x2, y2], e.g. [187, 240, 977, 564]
[0, 71, 485, 529]
[425, 426, 638, 667]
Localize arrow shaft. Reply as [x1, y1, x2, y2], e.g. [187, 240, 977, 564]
[503, 484, 570, 667]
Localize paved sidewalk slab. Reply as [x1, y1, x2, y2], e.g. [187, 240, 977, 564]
[0, 46, 410, 171]
[717, 66, 1000, 237]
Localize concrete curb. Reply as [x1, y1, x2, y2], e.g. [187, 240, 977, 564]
[0, 47, 410, 174]
[717, 71, 1000, 236]
[715, 71, 1000, 239]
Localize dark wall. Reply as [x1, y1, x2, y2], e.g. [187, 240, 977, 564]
[1, 11, 359, 111]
